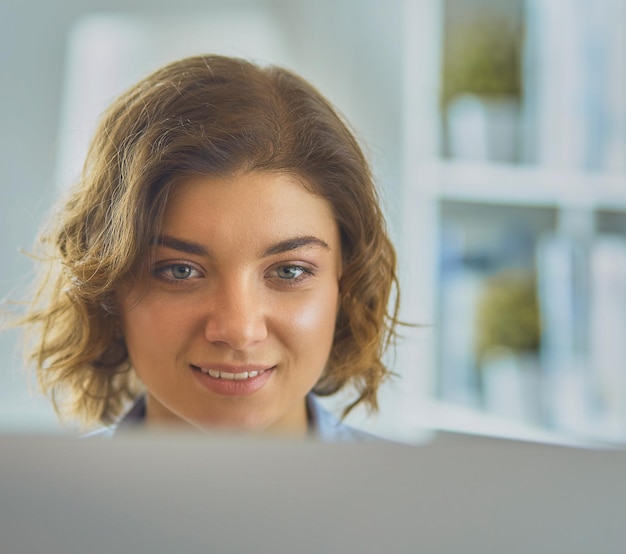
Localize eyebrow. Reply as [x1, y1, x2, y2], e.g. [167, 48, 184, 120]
[262, 236, 330, 257]
[152, 236, 209, 256]
[152, 235, 330, 258]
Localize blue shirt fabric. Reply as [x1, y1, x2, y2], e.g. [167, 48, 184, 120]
[86, 394, 377, 442]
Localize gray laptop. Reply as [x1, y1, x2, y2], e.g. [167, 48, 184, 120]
[1, 431, 625, 553]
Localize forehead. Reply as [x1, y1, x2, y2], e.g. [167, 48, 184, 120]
[161, 172, 340, 250]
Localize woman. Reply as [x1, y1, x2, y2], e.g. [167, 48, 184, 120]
[22, 55, 400, 439]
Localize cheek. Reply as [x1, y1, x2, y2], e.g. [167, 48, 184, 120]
[120, 294, 194, 364]
[280, 287, 339, 351]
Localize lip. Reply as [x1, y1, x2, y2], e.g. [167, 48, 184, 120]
[190, 363, 274, 397]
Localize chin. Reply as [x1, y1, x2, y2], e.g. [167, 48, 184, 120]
[187, 409, 278, 435]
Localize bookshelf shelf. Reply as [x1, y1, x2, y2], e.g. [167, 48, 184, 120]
[413, 160, 626, 211]
[408, 400, 600, 446]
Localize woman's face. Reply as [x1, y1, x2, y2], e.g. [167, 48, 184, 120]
[119, 171, 342, 435]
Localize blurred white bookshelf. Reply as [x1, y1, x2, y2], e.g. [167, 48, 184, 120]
[398, 0, 626, 445]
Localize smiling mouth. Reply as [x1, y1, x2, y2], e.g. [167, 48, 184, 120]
[190, 365, 272, 381]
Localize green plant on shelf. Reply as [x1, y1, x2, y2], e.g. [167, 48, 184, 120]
[475, 269, 541, 366]
[441, 12, 523, 107]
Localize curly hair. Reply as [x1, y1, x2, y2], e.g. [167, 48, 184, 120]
[22, 54, 400, 427]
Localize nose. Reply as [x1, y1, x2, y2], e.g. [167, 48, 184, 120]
[203, 278, 268, 350]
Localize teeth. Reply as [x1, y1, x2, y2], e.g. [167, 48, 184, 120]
[198, 367, 267, 380]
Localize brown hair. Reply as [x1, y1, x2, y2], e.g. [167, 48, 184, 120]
[22, 54, 400, 427]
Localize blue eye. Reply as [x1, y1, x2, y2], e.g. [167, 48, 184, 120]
[276, 266, 305, 280]
[153, 263, 201, 283]
[169, 264, 193, 279]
